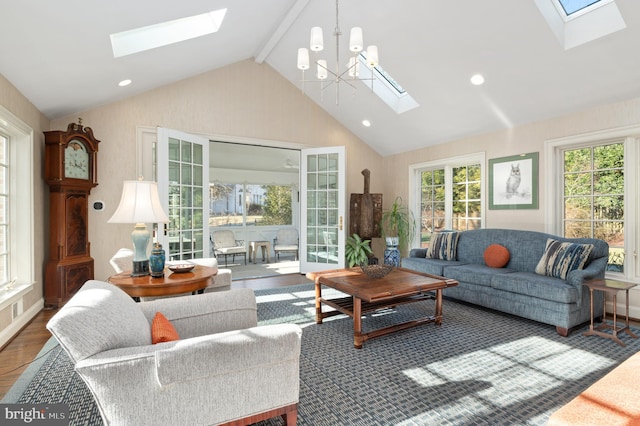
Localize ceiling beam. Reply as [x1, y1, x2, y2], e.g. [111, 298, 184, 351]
[254, 0, 310, 63]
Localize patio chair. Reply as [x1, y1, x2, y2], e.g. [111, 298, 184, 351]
[273, 229, 299, 261]
[211, 230, 247, 266]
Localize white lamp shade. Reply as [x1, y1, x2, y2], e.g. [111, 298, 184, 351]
[349, 27, 363, 52]
[297, 48, 310, 70]
[310, 27, 323, 52]
[366, 45, 379, 67]
[348, 57, 360, 77]
[317, 59, 328, 80]
[108, 180, 169, 224]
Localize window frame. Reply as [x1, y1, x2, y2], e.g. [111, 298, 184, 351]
[409, 152, 485, 248]
[0, 105, 35, 310]
[544, 125, 640, 280]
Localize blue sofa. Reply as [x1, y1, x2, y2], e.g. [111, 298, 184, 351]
[402, 228, 609, 336]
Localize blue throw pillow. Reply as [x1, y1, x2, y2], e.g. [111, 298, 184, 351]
[535, 238, 594, 279]
[427, 232, 460, 261]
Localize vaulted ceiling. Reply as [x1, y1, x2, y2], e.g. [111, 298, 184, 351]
[2, 0, 639, 156]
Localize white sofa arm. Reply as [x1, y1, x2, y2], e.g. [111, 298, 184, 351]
[154, 323, 302, 386]
[138, 288, 258, 337]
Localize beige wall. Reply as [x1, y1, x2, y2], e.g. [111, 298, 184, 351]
[0, 74, 49, 339]
[50, 59, 384, 280]
[383, 97, 640, 231]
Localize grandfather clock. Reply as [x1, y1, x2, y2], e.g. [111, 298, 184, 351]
[44, 120, 99, 308]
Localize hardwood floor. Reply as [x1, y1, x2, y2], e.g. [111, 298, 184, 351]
[0, 273, 310, 400]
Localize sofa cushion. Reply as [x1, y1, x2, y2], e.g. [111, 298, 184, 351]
[444, 264, 515, 287]
[535, 238, 594, 279]
[152, 312, 180, 344]
[47, 280, 152, 363]
[484, 244, 510, 268]
[401, 256, 468, 276]
[427, 231, 460, 260]
[491, 272, 579, 303]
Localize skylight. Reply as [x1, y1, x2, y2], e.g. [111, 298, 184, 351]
[557, 0, 602, 16]
[357, 53, 418, 114]
[110, 9, 227, 58]
[535, 0, 625, 49]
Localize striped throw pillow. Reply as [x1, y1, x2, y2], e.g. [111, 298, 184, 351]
[427, 232, 460, 260]
[535, 238, 594, 279]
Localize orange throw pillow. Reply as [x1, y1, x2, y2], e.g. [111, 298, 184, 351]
[151, 312, 180, 344]
[484, 244, 510, 268]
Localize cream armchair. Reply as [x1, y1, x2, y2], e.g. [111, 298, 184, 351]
[47, 280, 301, 426]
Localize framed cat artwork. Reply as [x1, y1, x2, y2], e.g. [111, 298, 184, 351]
[489, 152, 539, 209]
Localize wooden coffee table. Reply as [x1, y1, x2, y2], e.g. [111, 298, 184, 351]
[307, 267, 458, 349]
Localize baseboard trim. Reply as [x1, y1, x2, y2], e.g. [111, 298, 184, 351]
[0, 298, 45, 349]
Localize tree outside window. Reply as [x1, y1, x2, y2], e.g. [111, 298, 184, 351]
[563, 142, 624, 272]
[209, 183, 292, 227]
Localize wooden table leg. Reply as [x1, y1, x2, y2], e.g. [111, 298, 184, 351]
[434, 288, 443, 325]
[315, 281, 323, 324]
[354, 297, 363, 349]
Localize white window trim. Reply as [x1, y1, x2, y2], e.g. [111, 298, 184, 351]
[0, 105, 35, 308]
[544, 124, 640, 280]
[408, 152, 485, 247]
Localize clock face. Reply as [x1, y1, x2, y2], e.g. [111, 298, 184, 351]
[64, 139, 90, 179]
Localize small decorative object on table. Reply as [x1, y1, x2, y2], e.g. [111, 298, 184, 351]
[168, 264, 195, 273]
[360, 263, 393, 278]
[149, 243, 166, 277]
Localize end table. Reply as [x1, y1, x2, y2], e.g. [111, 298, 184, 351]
[583, 278, 638, 346]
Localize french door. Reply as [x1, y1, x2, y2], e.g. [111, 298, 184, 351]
[156, 127, 210, 261]
[300, 147, 346, 273]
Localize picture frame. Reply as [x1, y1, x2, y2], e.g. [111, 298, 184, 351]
[489, 152, 538, 210]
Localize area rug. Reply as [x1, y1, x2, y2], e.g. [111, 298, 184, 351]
[4, 283, 640, 425]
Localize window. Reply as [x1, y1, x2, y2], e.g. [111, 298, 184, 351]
[411, 154, 484, 247]
[562, 142, 624, 272]
[0, 106, 34, 308]
[210, 183, 293, 227]
[556, 0, 604, 16]
[545, 126, 640, 279]
[0, 134, 8, 284]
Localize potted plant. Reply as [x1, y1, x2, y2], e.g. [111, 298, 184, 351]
[345, 233, 373, 267]
[380, 196, 416, 258]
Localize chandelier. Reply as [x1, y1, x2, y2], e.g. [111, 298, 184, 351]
[296, 0, 378, 104]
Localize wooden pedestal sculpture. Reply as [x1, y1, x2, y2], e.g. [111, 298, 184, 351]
[349, 169, 382, 240]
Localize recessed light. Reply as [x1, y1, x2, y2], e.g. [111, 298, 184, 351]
[118, 79, 132, 87]
[362, 120, 371, 127]
[470, 74, 485, 86]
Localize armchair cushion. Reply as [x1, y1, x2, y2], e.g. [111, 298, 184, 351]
[151, 312, 180, 344]
[155, 324, 302, 386]
[47, 280, 151, 363]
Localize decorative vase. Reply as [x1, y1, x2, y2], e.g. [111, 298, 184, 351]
[149, 243, 166, 277]
[384, 237, 400, 267]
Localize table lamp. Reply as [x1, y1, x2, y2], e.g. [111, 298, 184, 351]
[108, 180, 169, 276]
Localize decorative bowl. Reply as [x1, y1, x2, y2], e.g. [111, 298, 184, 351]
[360, 264, 393, 278]
[168, 264, 195, 273]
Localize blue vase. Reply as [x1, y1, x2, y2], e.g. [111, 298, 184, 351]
[384, 245, 400, 267]
[149, 243, 166, 277]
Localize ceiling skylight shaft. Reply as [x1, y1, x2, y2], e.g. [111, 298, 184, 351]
[110, 9, 227, 58]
